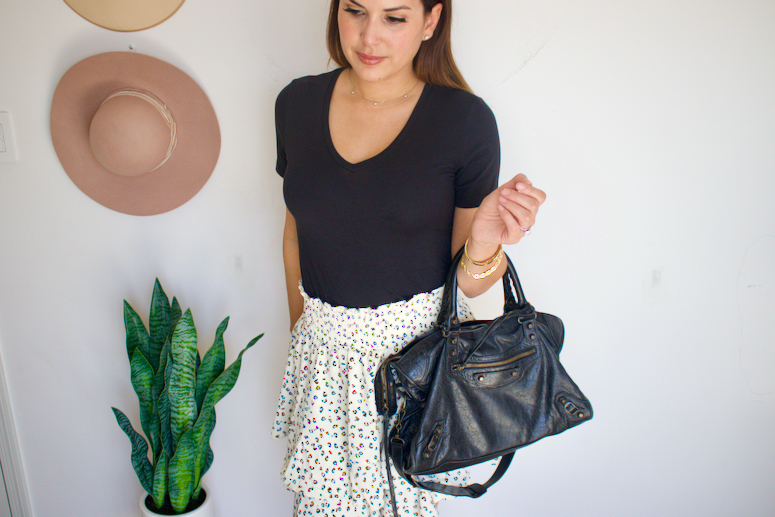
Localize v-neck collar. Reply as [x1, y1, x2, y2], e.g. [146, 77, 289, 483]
[323, 68, 430, 172]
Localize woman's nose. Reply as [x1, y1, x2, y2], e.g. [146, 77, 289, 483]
[361, 16, 382, 46]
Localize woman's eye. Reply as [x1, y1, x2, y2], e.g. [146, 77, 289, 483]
[344, 7, 364, 16]
[386, 16, 407, 24]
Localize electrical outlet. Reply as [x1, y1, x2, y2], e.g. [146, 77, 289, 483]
[0, 111, 19, 164]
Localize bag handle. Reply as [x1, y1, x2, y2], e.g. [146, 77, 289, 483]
[437, 247, 529, 331]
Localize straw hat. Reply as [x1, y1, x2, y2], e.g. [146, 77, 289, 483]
[63, 0, 186, 32]
[50, 52, 220, 216]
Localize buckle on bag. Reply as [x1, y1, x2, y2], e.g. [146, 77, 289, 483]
[427, 425, 443, 452]
[558, 395, 585, 419]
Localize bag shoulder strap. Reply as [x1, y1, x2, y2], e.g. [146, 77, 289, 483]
[387, 431, 514, 498]
[383, 416, 514, 517]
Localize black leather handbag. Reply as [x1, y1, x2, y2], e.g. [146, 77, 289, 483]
[374, 248, 592, 507]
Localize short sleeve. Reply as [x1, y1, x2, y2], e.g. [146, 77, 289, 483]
[275, 85, 289, 177]
[454, 97, 501, 208]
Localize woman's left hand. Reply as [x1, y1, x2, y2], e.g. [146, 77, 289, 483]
[469, 173, 546, 246]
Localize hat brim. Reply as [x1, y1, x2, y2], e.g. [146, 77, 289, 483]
[63, 0, 186, 32]
[51, 52, 221, 216]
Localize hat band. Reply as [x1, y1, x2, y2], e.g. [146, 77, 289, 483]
[100, 88, 178, 172]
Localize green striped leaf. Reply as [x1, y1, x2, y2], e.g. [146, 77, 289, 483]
[201, 445, 214, 483]
[124, 301, 150, 365]
[152, 339, 171, 419]
[169, 309, 198, 446]
[151, 338, 171, 463]
[130, 351, 158, 462]
[169, 297, 182, 342]
[158, 352, 174, 460]
[191, 334, 262, 483]
[151, 449, 168, 510]
[196, 317, 228, 411]
[148, 279, 171, 374]
[192, 447, 214, 501]
[191, 446, 213, 501]
[200, 334, 261, 413]
[168, 427, 196, 514]
[112, 407, 153, 494]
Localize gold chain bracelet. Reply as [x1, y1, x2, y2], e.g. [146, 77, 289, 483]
[460, 247, 503, 280]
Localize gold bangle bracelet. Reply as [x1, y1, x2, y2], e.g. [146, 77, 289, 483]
[460, 249, 503, 279]
[464, 239, 503, 266]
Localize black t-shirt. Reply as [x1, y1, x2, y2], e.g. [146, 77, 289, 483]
[276, 69, 500, 308]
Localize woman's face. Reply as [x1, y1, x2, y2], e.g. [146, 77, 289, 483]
[337, 0, 441, 84]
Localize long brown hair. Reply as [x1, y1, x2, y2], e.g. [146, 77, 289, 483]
[326, 0, 472, 93]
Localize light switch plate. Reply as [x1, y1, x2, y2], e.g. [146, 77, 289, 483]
[0, 111, 19, 163]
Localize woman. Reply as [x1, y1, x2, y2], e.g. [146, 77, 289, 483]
[272, 1, 546, 515]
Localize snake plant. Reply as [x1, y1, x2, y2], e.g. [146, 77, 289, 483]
[112, 279, 262, 514]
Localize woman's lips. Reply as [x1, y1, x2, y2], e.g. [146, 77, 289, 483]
[357, 52, 385, 65]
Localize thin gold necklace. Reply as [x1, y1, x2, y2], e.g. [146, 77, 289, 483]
[348, 69, 421, 106]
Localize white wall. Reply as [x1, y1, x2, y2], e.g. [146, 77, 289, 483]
[0, 1, 773, 516]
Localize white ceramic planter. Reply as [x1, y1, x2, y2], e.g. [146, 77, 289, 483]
[139, 486, 214, 517]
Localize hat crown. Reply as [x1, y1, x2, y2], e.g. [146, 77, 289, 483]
[89, 90, 175, 177]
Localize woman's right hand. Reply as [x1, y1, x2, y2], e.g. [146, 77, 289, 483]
[468, 173, 546, 247]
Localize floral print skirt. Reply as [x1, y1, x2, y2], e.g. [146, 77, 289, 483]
[272, 284, 473, 517]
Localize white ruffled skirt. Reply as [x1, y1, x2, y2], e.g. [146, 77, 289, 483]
[272, 284, 473, 516]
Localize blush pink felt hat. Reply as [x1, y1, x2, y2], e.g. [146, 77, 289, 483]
[50, 52, 221, 216]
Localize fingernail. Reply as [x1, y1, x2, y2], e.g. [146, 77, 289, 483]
[501, 188, 512, 195]
[516, 183, 527, 191]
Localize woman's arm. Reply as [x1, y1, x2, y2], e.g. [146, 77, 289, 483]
[283, 208, 304, 331]
[453, 174, 546, 298]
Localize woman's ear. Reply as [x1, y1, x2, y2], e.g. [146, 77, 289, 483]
[425, 2, 442, 38]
